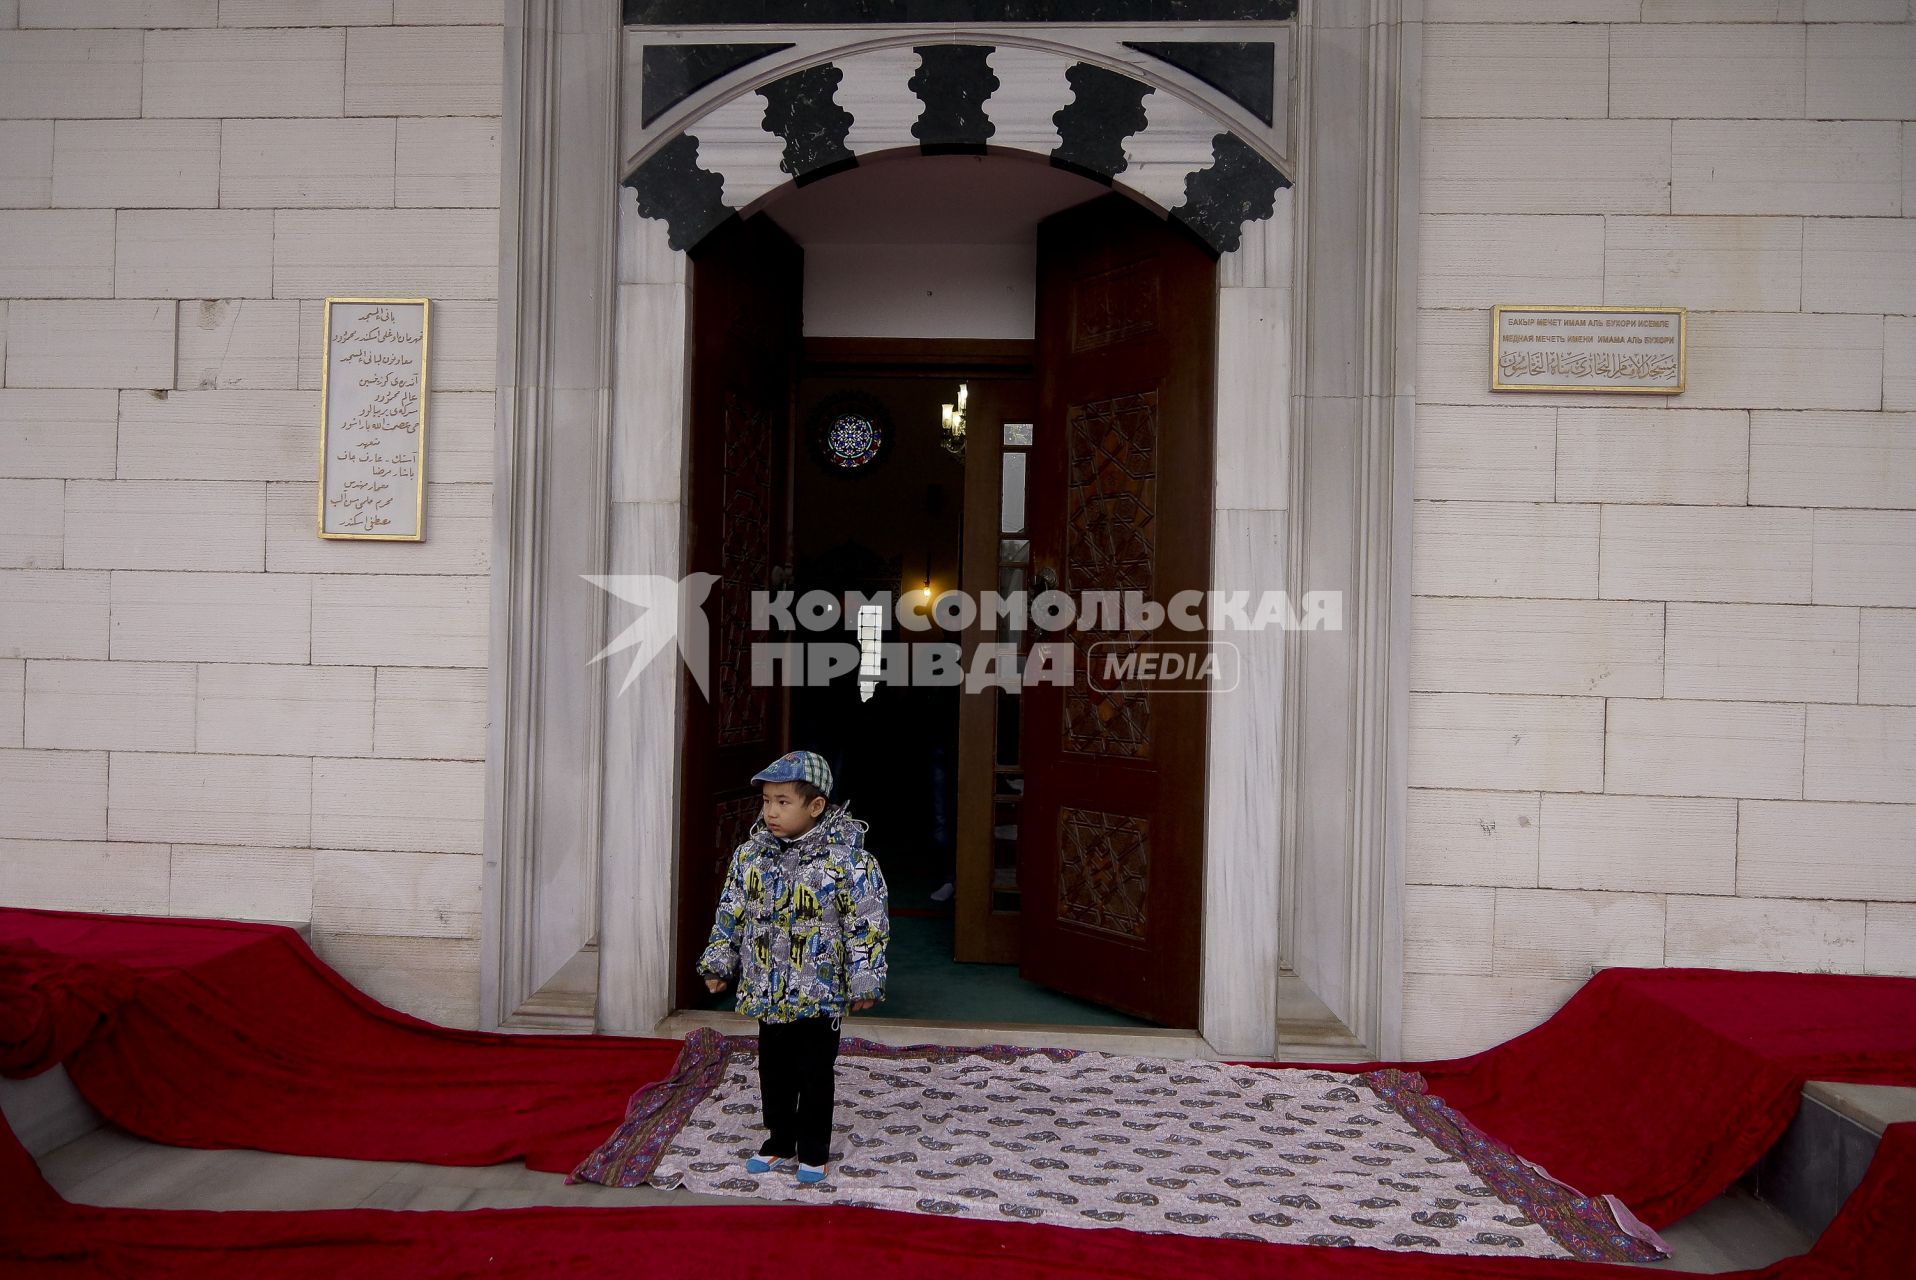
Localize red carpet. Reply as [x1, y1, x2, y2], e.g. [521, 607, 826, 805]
[3, 906, 1915, 1278]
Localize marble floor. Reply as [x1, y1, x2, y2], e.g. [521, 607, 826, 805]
[659, 968, 1369, 1065]
[25, 1121, 1809, 1272]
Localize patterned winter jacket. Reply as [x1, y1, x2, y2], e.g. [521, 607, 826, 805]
[696, 801, 890, 1023]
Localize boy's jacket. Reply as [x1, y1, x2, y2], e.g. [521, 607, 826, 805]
[696, 801, 890, 1023]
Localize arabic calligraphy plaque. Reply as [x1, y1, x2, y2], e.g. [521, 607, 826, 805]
[1492, 305, 1685, 395]
[319, 297, 429, 539]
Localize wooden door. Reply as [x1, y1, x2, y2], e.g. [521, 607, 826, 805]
[674, 213, 803, 1010]
[955, 377, 1036, 965]
[1017, 193, 1216, 1027]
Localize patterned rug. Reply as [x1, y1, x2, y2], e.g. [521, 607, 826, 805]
[570, 1030, 1668, 1263]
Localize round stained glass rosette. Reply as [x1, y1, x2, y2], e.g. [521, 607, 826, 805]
[825, 412, 882, 468]
[809, 393, 892, 473]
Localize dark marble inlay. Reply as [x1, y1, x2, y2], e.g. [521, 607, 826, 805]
[641, 42, 793, 127]
[909, 44, 999, 155]
[625, 131, 736, 253]
[1049, 61, 1152, 184]
[1125, 40, 1275, 126]
[759, 63, 858, 185]
[627, 1, 1296, 24]
[1167, 131, 1289, 258]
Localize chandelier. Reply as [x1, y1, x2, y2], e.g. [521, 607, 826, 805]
[940, 382, 968, 459]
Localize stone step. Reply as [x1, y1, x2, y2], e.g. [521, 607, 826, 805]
[1746, 1080, 1916, 1240]
[0, 1064, 102, 1159]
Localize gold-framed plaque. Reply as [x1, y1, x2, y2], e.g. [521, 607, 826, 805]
[318, 296, 429, 540]
[1491, 304, 1686, 395]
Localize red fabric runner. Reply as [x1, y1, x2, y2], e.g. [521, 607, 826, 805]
[0, 910, 678, 1170]
[1396, 969, 1908, 1227]
[0, 1133, 1909, 1280]
[3, 906, 1915, 1278]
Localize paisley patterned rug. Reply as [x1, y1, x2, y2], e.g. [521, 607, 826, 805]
[570, 1030, 1668, 1264]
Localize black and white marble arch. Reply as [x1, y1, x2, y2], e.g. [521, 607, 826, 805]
[625, 39, 1291, 258]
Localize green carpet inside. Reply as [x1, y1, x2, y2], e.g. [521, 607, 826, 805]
[869, 914, 1154, 1028]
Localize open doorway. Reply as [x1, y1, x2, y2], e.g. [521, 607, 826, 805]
[787, 355, 1147, 1027]
[674, 153, 1215, 1031]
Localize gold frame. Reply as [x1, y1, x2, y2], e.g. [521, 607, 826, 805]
[317, 296, 431, 541]
[1490, 304, 1686, 395]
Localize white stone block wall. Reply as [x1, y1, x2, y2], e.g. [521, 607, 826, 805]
[1408, 5, 1916, 1057]
[0, 1, 502, 1028]
[4, 4, 1909, 1052]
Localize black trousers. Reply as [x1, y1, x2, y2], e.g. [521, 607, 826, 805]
[756, 1014, 842, 1167]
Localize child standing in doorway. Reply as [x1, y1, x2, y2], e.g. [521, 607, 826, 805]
[698, 749, 890, 1185]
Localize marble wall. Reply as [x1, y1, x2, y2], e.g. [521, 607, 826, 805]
[1404, 3, 1916, 1057]
[0, 1, 505, 1028]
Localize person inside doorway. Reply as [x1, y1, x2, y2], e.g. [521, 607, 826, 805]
[924, 660, 960, 904]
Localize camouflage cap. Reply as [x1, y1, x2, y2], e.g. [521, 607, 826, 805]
[750, 749, 833, 796]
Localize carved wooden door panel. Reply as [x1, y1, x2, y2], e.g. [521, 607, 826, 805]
[1018, 194, 1214, 1027]
[675, 213, 802, 1010]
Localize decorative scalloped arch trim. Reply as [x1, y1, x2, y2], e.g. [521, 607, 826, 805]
[623, 37, 1291, 258]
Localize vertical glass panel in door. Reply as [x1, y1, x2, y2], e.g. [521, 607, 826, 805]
[1000, 452, 1026, 533]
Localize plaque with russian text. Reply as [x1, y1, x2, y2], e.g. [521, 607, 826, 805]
[318, 297, 429, 539]
[1492, 305, 1685, 395]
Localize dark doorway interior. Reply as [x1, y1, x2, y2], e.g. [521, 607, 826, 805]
[785, 352, 1149, 1028]
[786, 370, 963, 904]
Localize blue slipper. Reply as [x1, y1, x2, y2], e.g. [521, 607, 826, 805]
[746, 1154, 793, 1174]
[796, 1163, 828, 1185]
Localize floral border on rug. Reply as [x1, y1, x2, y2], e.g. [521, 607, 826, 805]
[567, 1028, 733, 1187]
[1359, 1068, 1669, 1264]
[569, 1029, 1081, 1188]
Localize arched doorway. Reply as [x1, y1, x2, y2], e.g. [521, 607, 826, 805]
[669, 151, 1222, 1028]
[487, 7, 1420, 1063]
[616, 36, 1291, 1046]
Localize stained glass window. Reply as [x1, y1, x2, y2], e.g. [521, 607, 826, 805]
[823, 410, 884, 470]
[808, 392, 892, 473]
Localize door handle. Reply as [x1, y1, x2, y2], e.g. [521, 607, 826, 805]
[1033, 565, 1059, 595]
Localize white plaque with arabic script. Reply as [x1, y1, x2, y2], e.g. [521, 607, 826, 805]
[318, 297, 429, 539]
[1492, 305, 1685, 394]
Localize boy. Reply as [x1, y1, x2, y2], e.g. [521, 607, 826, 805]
[698, 749, 889, 1185]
